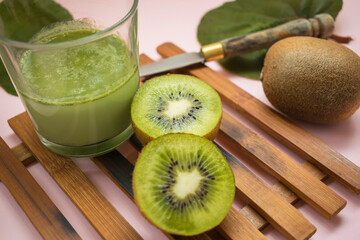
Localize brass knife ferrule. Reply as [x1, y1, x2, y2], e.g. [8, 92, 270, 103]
[201, 42, 224, 61]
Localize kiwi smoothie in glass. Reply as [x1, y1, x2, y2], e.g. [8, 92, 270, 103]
[18, 22, 138, 156]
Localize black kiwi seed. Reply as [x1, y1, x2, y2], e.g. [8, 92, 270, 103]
[208, 175, 215, 180]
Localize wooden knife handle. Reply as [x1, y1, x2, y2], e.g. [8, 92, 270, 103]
[201, 13, 334, 60]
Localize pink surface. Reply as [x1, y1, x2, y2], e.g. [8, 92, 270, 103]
[0, 0, 359, 239]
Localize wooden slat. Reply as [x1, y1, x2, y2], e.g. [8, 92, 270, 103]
[217, 143, 316, 240]
[0, 138, 81, 240]
[156, 42, 360, 194]
[8, 112, 143, 240]
[218, 207, 268, 240]
[220, 111, 346, 219]
[217, 131, 327, 230]
[11, 143, 35, 166]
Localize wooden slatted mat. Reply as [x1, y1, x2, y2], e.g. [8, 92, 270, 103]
[217, 143, 315, 240]
[220, 111, 346, 219]
[0, 138, 80, 240]
[8, 113, 142, 240]
[1, 45, 359, 240]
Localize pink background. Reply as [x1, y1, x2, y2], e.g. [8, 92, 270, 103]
[0, 0, 359, 239]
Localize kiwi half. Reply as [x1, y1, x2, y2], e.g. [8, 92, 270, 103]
[131, 74, 222, 145]
[133, 133, 235, 236]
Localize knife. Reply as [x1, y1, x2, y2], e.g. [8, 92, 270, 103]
[139, 13, 334, 77]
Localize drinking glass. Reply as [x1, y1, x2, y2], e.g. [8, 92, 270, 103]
[0, 0, 139, 157]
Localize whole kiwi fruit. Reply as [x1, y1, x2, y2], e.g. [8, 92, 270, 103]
[261, 36, 360, 124]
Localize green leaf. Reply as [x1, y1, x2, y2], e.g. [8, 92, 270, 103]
[0, 0, 73, 96]
[0, 63, 17, 95]
[197, 0, 343, 79]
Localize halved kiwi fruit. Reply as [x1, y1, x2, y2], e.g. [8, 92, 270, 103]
[133, 133, 235, 236]
[131, 74, 222, 145]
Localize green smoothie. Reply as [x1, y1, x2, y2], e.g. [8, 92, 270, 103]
[19, 26, 138, 147]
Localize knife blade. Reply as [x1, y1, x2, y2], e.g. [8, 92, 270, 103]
[139, 13, 334, 77]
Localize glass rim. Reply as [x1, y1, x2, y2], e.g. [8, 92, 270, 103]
[0, 0, 138, 50]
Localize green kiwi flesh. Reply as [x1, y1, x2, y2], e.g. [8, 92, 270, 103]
[133, 133, 235, 236]
[131, 74, 222, 145]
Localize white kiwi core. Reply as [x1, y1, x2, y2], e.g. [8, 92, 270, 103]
[173, 169, 204, 199]
[163, 99, 193, 118]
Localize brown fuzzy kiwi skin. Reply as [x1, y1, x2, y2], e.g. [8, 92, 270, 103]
[261, 36, 360, 124]
[132, 113, 222, 146]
